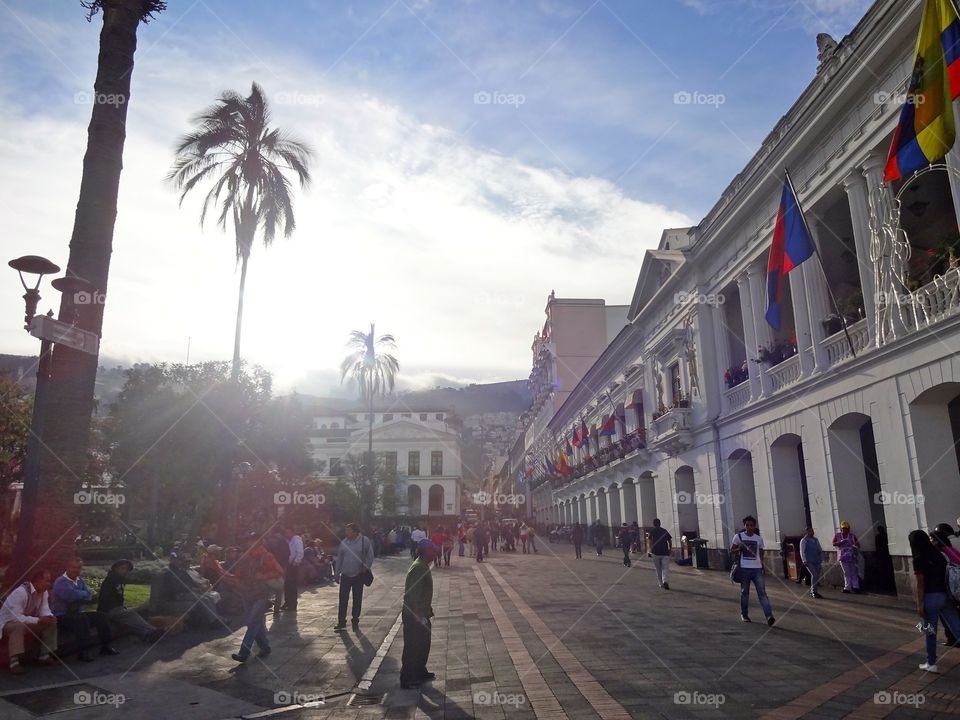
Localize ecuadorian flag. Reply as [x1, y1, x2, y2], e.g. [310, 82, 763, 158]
[884, 0, 960, 183]
[766, 173, 814, 331]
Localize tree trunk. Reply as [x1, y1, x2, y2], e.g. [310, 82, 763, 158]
[231, 252, 250, 383]
[22, 1, 147, 579]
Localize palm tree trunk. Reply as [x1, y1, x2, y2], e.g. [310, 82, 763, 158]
[364, 386, 373, 527]
[231, 252, 249, 382]
[13, 0, 149, 581]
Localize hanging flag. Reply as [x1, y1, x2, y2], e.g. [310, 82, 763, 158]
[544, 454, 556, 475]
[598, 414, 617, 437]
[615, 406, 627, 433]
[557, 449, 572, 475]
[580, 420, 590, 447]
[766, 171, 815, 330]
[884, 0, 960, 182]
[572, 425, 583, 448]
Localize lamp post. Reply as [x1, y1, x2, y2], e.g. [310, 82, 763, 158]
[6, 256, 59, 586]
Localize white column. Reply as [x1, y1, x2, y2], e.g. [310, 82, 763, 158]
[712, 302, 732, 387]
[736, 273, 761, 402]
[842, 169, 877, 339]
[746, 262, 774, 398]
[802, 220, 831, 373]
[789, 263, 815, 378]
[946, 100, 960, 225]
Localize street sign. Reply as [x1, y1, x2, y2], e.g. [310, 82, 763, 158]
[29, 315, 99, 355]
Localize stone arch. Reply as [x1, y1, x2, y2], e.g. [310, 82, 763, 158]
[827, 414, 883, 550]
[675, 465, 699, 537]
[407, 484, 422, 516]
[909, 382, 960, 527]
[727, 449, 758, 535]
[769, 433, 810, 539]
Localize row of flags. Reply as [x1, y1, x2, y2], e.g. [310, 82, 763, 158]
[766, 0, 960, 335]
[521, 407, 632, 483]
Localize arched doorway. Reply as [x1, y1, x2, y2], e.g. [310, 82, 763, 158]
[727, 449, 758, 535]
[636, 471, 658, 526]
[608, 482, 623, 529]
[910, 383, 960, 527]
[769, 434, 810, 538]
[621, 479, 639, 525]
[675, 466, 699, 538]
[407, 485, 422, 516]
[428, 484, 444, 515]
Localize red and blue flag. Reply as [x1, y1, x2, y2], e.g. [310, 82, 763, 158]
[766, 172, 814, 331]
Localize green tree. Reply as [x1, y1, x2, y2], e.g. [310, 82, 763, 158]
[167, 82, 313, 382]
[0, 373, 31, 560]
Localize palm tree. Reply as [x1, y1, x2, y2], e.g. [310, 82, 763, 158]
[8, 0, 167, 587]
[167, 82, 312, 382]
[340, 324, 399, 524]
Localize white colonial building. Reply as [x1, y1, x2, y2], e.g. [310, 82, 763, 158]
[521, 0, 960, 595]
[307, 399, 462, 518]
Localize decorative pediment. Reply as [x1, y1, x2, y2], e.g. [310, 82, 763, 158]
[355, 420, 459, 443]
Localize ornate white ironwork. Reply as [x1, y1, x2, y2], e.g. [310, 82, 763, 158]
[868, 163, 960, 347]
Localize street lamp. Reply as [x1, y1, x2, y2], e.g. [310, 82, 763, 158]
[9, 256, 60, 327]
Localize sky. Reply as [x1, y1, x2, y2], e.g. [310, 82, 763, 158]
[0, 0, 874, 396]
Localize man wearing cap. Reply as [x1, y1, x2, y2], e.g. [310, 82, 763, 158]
[832, 522, 861, 594]
[400, 539, 436, 689]
[97, 560, 162, 642]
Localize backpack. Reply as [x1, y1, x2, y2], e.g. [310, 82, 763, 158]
[942, 553, 960, 602]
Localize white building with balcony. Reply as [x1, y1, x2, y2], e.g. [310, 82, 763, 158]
[524, 0, 960, 596]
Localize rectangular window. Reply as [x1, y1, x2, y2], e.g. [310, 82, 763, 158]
[329, 457, 342, 476]
[669, 363, 682, 404]
[385, 451, 397, 477]
[431, 451, 443, 476]
[401, 413, 411, 419]
[419, 413, 428, 421]
[382, 413, 393, 422]
[408, 451, 420, 476]
[435, 413, 444, 421]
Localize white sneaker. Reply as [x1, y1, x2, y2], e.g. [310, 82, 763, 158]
[919, 662, 939, 673]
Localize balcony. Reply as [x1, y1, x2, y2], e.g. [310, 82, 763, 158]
[822, 317, 869, 365]
[553, 430, 648, 490]
[650, 406, 693, 456]
[724, 382, 751, 412]
[768, 353, 801, 393]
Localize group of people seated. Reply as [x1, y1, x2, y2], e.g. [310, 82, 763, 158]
[0, 557, 162, 675]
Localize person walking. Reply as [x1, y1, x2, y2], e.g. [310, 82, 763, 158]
[264, 530, 289, 614]
[51, 558, 118, 662]
[400, 539, 436, 689]
[410, 525, 427, 558]
[593, 520, 605, 556]
[909, 529, 960, 673]
[96, 560, 162, 641]
[442, 528, 454, 567]
[527, 525, 538, 553]
[0, 570, 58, 674]
[799, 527, 824, 599]
[519, 525, 528, 554]
[931, 523, 960, 647]
[231, 533, 283, 663]
[282, 527, 304, 612]
[618, 523, 632, 567]
[731, 516, 776, 626]
[647, 518, 672, 589]
[430, 528, 445, 569]
[474, 525, 488, 563]
[457, 527, 466, 557]
[335, 523, 375, 631]
[832, 521, 861, 594]
[571, 522, 584, 559]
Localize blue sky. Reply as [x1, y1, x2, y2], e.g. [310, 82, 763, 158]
[0, 0, 873, 393]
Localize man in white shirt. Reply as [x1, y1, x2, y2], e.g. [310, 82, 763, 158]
[0, 569, 58, 674]
[283, 527, 305, 612]
[410, 526, 427, 558]
[730, 515, 776, 626]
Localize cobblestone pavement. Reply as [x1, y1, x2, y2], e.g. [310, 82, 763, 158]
[0, 544, 958, 719]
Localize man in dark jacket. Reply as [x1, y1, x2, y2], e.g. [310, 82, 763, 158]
[474, 525, 488, 563]
[400, 540, 436, 689]
[264, 531, 289, 615]
[98, 560, 161, 641]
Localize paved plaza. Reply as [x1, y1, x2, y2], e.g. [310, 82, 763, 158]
[0, 544, 957, 719]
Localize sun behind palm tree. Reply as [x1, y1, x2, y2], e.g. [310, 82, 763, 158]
[167, 82, 312, 381]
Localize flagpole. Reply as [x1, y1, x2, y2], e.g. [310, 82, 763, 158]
[784, 168, 857, 359]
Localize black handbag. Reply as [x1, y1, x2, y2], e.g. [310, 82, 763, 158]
[730, 533, 744, 584]
[361, 538, 374, 587]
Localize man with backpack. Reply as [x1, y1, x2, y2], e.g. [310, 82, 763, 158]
[931, 522, 960, 647]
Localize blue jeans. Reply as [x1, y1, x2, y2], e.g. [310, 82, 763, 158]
[739, 568, 773, 618]
[239, 597, 270, 657]
[923, 592, 960, 665]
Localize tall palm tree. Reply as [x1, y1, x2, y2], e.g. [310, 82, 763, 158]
[167, 82, 312, 382]
[340, 324, 399, 524]
[8, 0, 167, 587]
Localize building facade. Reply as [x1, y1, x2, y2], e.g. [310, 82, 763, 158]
[307, 400, 462, 518]
[521, 0, 960, 596]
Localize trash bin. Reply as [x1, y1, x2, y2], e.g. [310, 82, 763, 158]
[691, 538, 709, 569]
